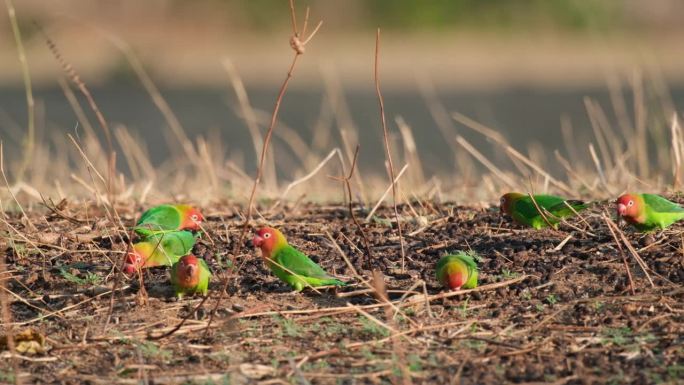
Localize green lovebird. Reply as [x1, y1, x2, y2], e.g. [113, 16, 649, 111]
[123, 231, 196, 275]
[252, 227, 346, 292]
[500, 192, 589, 230]
[435, 252, 478, 291]
[135, 204, 204, 236]
[170, 254, 211, 298]
[617, 193, 684, 232]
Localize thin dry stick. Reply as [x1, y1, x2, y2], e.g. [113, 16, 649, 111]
[602, 214, 636, 295]
[374, 29, 406, 272]
[526, 193, 556, 230]
[325, 231, 418, 328]
[365, 164, 409, 221]
[147, 296, 209, 340]
[277, 148, 342, 206]
[608, 216, 655, 288]
[103, 226, 137, 330]
[670, 113, 682, 189]
[330, 146, 376, 271]
[205, 1, 323, 335]
[456, 135, 517, 189]
[5, 0, 34, 184]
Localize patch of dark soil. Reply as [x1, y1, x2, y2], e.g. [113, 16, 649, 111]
[0, 200, 682, 384]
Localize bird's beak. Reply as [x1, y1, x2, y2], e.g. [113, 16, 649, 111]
[617, 203, 627, 216]
[252, 235, 264, 248]
[186, 264, 196, 277]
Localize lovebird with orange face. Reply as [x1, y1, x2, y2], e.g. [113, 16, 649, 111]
[134, 204, 204, 237]
[616, 193, 684, 232]
[170, 254, 211, 298]
[123, 231, 196, 276]
[435, 252, 478, 291]
[500, 192, 589, 230]
[252, 227, 346, 292]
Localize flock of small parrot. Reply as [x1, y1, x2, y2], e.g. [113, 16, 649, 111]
[123, 192, 684, 297]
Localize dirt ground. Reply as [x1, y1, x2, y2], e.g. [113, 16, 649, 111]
[0, 199, 683, 384]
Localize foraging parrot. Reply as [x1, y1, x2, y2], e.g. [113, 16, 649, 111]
[499, 192, 589, 230]
[123, 231, 196, 275]
[435, 252, 478, 291]
[616, 193, 684, 232]
[252, 227, 346, 292]
[170, 254, 211, 298]
[134, 204, 204, 236]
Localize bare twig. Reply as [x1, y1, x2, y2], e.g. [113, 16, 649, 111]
[602, 214, 636, 295]
[374, 29, 407, 272]
[602, 213, 653, 289]
[329, 146, 375, 270]
[205, 0, 322, 335]
[365, 164, 409, 222]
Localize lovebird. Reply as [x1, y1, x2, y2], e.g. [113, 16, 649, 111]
[500, 192, 589, 230]
[134, 204, 204, 236]
[252, 227, 346, 292]
[123, 231, 196, 275]
[435, 252, 478, 291]
[617, 193, 684, 232]
[170, 254, 211, 298]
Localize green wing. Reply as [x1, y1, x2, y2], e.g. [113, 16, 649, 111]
[641, 194, 684, 231]
[512, 196, 558, 219]
[197, 259, 211, 295]
[274, 246, 331, 279]
[160, 231, 196, 255]
[135, 205, 181, 232]
[642, 194, 684, 213]
[512, 195, 586, 229]
[270, 246, 345, 291]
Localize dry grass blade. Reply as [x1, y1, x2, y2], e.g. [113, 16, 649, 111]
[374, 29, 407, 272]
[526, 193, 556, 230]
[455, 135, 517, 189]
[0, 143, 37, 232]
[223, 58, 276, 191]
[276, 148, 342, 207]
[453, 112, 573, 194]
[365, 164, 409, 222]
[602, 214, 636, 295]
[329, 146, 376, 270]
[670, 113, 682, 189]
[603, 214, 654, 288]
[5, 0, 34, 184]
[43, 31, 117, 202]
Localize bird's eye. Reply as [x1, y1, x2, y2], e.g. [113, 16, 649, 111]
[500, 198, 505, 204]
[191, 214, 199, 221]
[263, 233, 271, 239]
[135, 256, 142, 263]
[628, 200, 634, 207]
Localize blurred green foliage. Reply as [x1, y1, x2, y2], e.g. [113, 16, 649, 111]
[209, 0, 623, 33]
[366, 0, 621, 32]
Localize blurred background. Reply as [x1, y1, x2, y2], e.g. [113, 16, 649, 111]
[1, 0, 684, 201]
